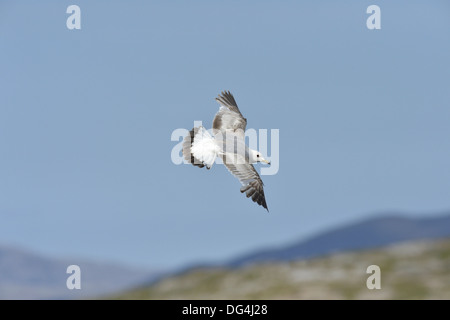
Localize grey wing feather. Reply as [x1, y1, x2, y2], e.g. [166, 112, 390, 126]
[213, 91, 247, 134]
[223, 161, 268, 211]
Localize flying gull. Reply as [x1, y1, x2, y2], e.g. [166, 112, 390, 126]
[182, 91, 270, 211]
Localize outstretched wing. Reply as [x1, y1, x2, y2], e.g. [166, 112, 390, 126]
[213, 91, 247, 136]
[223, 161, 268, 211]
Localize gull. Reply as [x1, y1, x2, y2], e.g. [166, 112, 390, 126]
[182, 91, 270, 211]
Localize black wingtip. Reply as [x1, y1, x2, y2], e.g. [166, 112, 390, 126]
[216, 90, 237, 106]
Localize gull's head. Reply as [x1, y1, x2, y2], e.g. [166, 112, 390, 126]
[251, 150, 270, 165]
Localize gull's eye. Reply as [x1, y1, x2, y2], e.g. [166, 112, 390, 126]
[257, 154, 259, 157]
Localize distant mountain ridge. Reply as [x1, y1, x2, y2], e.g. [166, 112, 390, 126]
[112, 213, 450, 299]
[0, 245, 160, 299]
[226, 213, 450, 267]
[115, 238, 450, 300]
[137, 212, 450, 289]
[3, 212, 450, 299]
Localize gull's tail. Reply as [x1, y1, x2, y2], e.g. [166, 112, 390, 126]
[182, 126, 218, 170]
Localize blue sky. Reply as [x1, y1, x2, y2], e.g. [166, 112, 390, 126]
[1, 1, 450, 269]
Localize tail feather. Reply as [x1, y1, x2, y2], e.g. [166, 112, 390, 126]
[183, 127, 206, 168]
[182, 127, 217, 169]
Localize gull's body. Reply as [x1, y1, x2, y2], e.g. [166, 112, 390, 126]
[182, 91, 270, 211]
